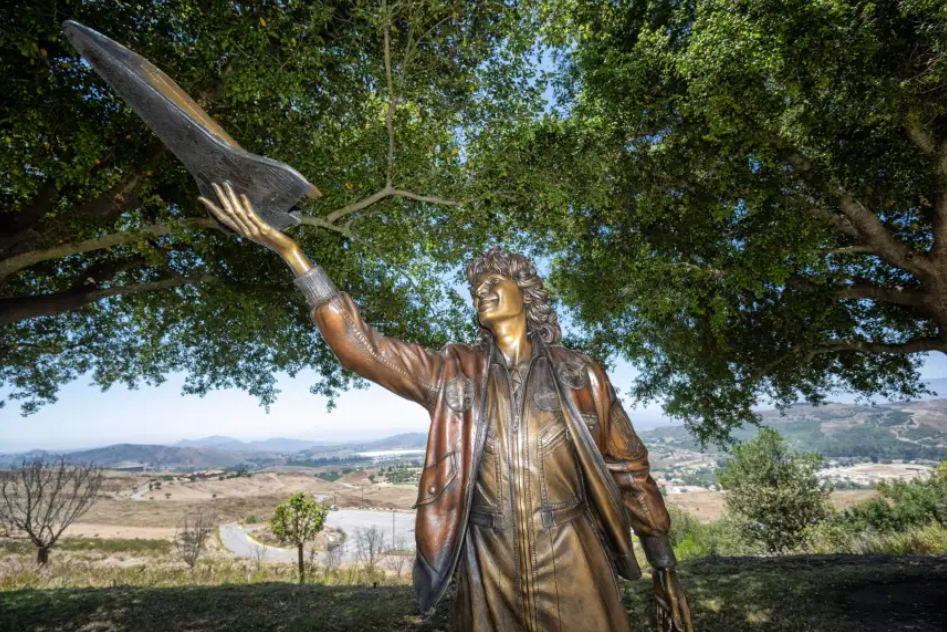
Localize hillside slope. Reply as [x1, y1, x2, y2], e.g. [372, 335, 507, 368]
[641, 399, 947, 459]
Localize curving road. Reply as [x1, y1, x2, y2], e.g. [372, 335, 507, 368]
[219, 509, 416, 563]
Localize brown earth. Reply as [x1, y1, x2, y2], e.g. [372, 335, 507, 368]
[80, 472, 420, 529]
[664, 489, 880, 523]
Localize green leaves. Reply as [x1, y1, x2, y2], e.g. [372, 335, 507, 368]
[509, 0, 947, 444]
[1, 0, 540, 414]
[717, 428, 830, 553]
[270, 491, 329, 546]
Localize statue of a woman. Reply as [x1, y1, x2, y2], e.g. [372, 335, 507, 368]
[200, 182, 693, 632]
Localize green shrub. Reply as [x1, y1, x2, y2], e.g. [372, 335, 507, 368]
[245, 514, 259, 525]
[805, 520, 947, 556]
[717, 428, 830, 553]
[840, 461, 947, 532]
[665, 506, 762, 560]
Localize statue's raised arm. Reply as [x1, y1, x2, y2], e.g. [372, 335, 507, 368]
[200, 182, 443, 410]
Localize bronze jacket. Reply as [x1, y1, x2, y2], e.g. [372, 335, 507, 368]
[301, 273, 670, 614]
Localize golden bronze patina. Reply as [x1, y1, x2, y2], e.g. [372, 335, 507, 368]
[200, 183, 694, 632]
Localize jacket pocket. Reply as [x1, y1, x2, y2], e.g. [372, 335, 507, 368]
[415, 451, 457, 507]
[539, 421, 581, 508]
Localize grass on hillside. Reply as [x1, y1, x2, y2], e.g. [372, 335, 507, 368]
[1, 555, 945, 631]
[0, 538, 172, 556]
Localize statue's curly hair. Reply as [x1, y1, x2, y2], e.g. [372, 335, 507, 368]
[465, 246, 561, 347]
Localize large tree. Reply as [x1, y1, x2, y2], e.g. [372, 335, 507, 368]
[507, 0, 947, 442]
[0, 0, 540, 414]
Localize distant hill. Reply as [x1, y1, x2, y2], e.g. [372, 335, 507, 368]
[355, 432, 427, 451]
[642, 398, 947, 460]
[0, 444, 262, 470]
[174, 436, 325, 453]
[0, 432, 432, 471]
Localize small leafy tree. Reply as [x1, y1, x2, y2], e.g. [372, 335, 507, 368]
[717, 428, 829, 553]
[270, 492, 329, 584]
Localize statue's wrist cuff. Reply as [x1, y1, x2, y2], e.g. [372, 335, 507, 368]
[640, 534, 677, 570]
[293, 265, 339, 309]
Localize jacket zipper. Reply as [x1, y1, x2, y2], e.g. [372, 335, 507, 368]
[505, 353, 540, 632]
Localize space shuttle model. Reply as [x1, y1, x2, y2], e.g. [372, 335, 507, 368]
[62, 20, 319, 231]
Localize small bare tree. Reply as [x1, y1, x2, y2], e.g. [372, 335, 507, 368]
[0, 456, 103, 565]
[251, 541, 268, 574]
[174, 510, 216, 571]
[384, 536, 411, 578]
[324, 539, 345, 578]
[354, 525, 388, 575]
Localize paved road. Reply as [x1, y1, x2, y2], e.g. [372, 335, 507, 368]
[219, 522, 298, 561]
[219, 509, 416, 562]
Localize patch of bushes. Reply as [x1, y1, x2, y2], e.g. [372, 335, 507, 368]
[805, 520, 947, 556]
[663, 506, 763, 561]
[838, 463, 947, 532]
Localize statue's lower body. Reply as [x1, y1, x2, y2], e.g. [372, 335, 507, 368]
[449, 503, 632, 632]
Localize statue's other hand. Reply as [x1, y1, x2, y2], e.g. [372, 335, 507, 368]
[653, 569, 694, 632]
[199, 182, 297, 255]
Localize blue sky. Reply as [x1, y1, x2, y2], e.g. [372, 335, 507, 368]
[3, 351, 947, 453]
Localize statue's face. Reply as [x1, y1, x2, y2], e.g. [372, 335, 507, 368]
[472, 271, 527, 331]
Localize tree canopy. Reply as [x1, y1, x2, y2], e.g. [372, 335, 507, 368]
[502, 0, 947, 443]
[1, 0, 541, 414]
[6, 0, 947, 446]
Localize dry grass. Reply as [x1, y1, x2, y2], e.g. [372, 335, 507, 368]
[663, 490, 879, 524]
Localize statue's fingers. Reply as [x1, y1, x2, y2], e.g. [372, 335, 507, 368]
[199, 197, 241, 233]
[679, 593, 694, 632]
[657, 605, 669, 632]
[666, 583, 682, 630]
[241, 194, 269, 232]
[214, 183, 252, 234]
[211, 182, 233, 214]
[224, 182, 259, 236]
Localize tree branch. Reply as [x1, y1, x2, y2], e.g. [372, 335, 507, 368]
[816, 245, 875, 255]
[383, 14, 396, 188]
[834, 283, 926, 307]
[775, 137, 930, 277]
[0, 218, 220, 282]
[318, 186, 462, 227]
[0, 276, 210, 326]
[298, 215, 354, 238]
[809, 336, 947, 356]
[391, 189, 462, 207]
[904, 115, 937, 156]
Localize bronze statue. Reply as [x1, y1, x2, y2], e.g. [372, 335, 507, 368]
[199, 183, 694, 632]
[63, 19, 693, 631]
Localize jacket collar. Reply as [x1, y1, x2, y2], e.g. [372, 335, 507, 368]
[487, 329, 545, 368]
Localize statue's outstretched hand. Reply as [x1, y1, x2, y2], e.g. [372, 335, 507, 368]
[199, 182, 297, 256]
[654, 569, 694, 632]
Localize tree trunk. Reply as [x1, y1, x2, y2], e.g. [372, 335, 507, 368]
[297, 543, 305, 584]
[36, 546, 49, 566]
